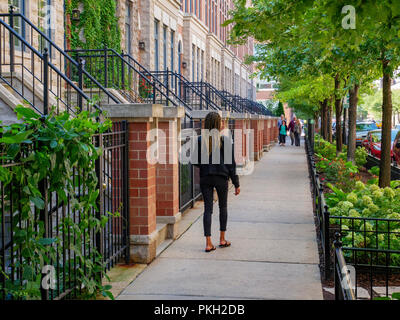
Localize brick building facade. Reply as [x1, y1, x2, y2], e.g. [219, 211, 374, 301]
[1, 1, 255, 98]
[136, 0, 256, 98]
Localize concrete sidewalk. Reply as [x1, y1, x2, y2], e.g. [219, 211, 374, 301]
[117, 141, 323, 300]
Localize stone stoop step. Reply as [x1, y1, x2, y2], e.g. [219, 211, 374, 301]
[155, 222, 173, 257]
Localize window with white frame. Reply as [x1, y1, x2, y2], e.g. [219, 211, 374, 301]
[9, 0, 27, 48]
[163, 25, 167, 70]
[192, 44, 195, 82]
[170, 30, 174, 72]
[125, 0, 132, 55]
[154, 20, 159, 71]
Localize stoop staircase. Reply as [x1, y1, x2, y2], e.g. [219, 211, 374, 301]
[0, 9, 122, 120]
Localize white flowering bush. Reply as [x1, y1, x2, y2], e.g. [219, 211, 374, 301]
[326, 181, 400, 264]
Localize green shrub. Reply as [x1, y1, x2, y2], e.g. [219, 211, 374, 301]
[326, 181, 400, 255]
[0, 106, 114, 300]
[355, 147, 368, 168]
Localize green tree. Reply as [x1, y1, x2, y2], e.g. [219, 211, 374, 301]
[226, 0, 398, 186]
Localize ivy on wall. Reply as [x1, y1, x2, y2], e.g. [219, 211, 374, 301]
[66, 0, 121, 51]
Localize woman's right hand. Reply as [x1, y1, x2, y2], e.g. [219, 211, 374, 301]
[235, 187, 241, 195]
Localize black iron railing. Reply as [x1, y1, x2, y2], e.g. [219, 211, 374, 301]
[333, 233, 356, 300]
[66, 49, 192, 113]
[151, 71, 221, 111]
[0, 121, 129, 300]
[306, 128, 400, 299]
[0, 17, 102, 115]
[179, 116, 202, 212]
[334, 232, 400, 300]
[0, 9, 120, 113]
[305, 136, 331, 279]
[191, 81, 240, 112]
[365, 154, 400, 180]
[219, 91, 270, 115]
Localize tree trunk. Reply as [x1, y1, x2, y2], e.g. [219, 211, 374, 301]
[347, 84, 360, 163]
[343, 105, 348, 145]
[379, 60, 393, 188]
[320, 102, 326, 139]
[315, 113, 320, 133]
[322, 99, 329, 140]
[327, 101, 333, 143]
[335, 75, 343, 155]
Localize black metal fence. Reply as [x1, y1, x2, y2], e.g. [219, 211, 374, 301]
[151, 71, 221, 111]
[66, 49, 190, 111]
[179, 116, 201, 212]
[305, 135, 331, 279]
[0, 121, 129, 300]
[305, 128, 400, 300]
[97, 122, 130, 271]
[365, 154, 400, 180]
[333, 234, 356, 300]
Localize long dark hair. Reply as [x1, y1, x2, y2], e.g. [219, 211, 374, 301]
[204, 112, 221, 154]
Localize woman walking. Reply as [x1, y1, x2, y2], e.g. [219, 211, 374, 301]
[279, 120, 288, 146]
[294, 119, 302, 147]
[195, 112, 240, 252]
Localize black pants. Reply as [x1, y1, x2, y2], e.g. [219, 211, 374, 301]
[200, 175, 229, 237]
[294, 132, 301, 146]
[279, 134, 286, 144]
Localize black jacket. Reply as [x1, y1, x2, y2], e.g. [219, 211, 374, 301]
[193, 135, 240, 188]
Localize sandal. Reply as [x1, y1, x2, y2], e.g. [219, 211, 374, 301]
[205, 246, 216, 252]
[219, 241, 231, 248]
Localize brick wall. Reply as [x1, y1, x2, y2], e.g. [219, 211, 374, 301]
[128, 121, 157, 237]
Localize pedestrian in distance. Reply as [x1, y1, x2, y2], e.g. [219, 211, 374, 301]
[279, 120, 288, 146]
[294, 118, 302, 147]
[193, 112, 240, 253]
[277, 114, 285, 137]
[288, 116, 297, 145]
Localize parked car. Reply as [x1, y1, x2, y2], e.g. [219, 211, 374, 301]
[356, 121, 378, 147]
[362, 129, 399, 160]
[393, 130, 400, 165]
[332, 121, 347, 140]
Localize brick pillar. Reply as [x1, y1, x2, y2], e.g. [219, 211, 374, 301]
[263, 118, 271, 151]
[128, 121, 157, 263]
[259, 118, 264, 157]
[234, 118, 246, 167]
[243, 119, 250, 161]
[156, 117, 181, 239]
[102, 104, 168, 264]
[251, 117, 261, 161]
[273, 119, 278, 142]
[270, 119, 274, 144]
